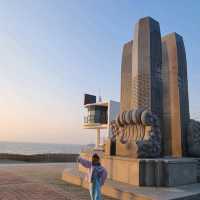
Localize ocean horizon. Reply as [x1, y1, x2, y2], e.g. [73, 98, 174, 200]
[0, 141, 93, 155]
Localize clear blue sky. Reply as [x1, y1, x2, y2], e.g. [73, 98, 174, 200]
[0, 0, 199, 144]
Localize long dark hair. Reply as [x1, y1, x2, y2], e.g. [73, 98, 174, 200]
[92, 153, 100, 166]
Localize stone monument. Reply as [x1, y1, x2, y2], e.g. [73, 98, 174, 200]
[120, 40, 133, 112]
[62, 16, 200, 199]
[113, 17, 163, 158]
[131, 17, 162, 121]
[162, 33, 190, 157]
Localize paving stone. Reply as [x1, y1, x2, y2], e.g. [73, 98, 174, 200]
[0, 162, 115, 200]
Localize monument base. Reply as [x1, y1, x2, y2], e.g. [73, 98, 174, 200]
[79, 153, 198, 187]
[62, 167, 200, 200]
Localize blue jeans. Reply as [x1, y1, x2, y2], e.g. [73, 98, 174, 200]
[89, 178, 102, 200]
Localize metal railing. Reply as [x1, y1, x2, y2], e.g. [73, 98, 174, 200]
[84, 114, 107, 124]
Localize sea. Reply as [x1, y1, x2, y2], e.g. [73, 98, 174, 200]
[0, 141, 93, 155]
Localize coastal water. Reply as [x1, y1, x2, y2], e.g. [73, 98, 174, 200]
[0, 141, 88, 155]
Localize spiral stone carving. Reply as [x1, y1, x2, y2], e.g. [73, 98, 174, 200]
[110, 108, 161, 158]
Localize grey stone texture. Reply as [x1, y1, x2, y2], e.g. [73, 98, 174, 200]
[162, 33, 190, 156]
[187, 119, 200, 157]
[120, 40, 133, 112]
[113, 16, 197, 159]
[111, 108, 161, 158]
[197, 158, 200, 182]
[115, 17, 164, 158]
[63, 166, 200, 200]
[120, 17, 163, 121]
[138, 158, 197, 187]
[132, 17, 163, 124]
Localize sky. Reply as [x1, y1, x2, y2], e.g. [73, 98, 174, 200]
[0, 0, 199, 144]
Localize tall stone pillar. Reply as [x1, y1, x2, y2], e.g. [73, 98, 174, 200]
[132, 17, 163, 126]
[120, 40, 133, 112]
[162, 33, 190, 156]
[115, 17, 163, 157]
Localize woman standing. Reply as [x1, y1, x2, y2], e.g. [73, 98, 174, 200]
[78, 153, 107, 200]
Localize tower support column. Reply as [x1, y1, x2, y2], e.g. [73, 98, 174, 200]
[96, 128, 100, 149]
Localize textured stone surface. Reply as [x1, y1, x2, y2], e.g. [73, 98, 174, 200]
[63, 161, 200, 200]
[115, 17, 164, 158]
[108, 17, 194, 159]
[166, 159, 197, 186]
[187, 119, 200, 156]
[111, 108, 161, 158]
[0, 164, 68, 200]
[162, 33, 190, 156]
[0, 163, 115, 200]
[78, 153, 197, 187]
[132, 17, 163, 123]
[197, 158, 200, 182]
[120, 40, 133, 113]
